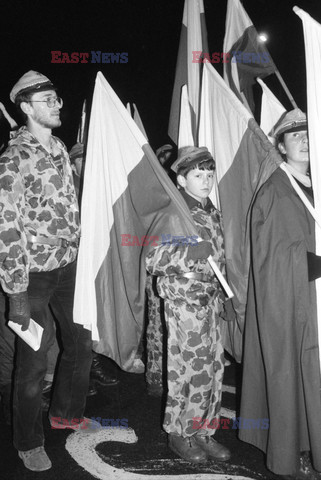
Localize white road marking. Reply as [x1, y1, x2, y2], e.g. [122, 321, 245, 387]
[65, 427, 256, 480]
[222, 385, 236, 395]
[220, 407, 237, 419]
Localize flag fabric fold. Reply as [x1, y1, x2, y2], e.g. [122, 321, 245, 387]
[74, 72, 198, 371]
[199, 62, 282, 360]
[223, 0, 277, 112]
[178, 84, 194, 149]
[294, 6, 321, 369]
[168, 0, 208, 144]
[133, 103, 149, 141]
[257, 77, 286, 142]
[76, 99, 87, 144]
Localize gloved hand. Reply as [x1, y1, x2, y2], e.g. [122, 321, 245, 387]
[8, 291, 30, 331]
[186, 240, 214, 263]
[221, 299, 236, 322]
[307, 252, 321, 282]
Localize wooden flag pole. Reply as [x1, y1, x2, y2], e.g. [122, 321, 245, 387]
[274, 69, 298, 109]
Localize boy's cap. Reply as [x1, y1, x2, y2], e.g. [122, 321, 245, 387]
[274, 108, 307, 138]
[10, 71, 55, 103]
[69, 142, 84, 163]
[156, 144, 173, 158]
[171, 146, 213, 173]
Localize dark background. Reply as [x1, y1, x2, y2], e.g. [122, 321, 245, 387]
[0, 0, 320, 151]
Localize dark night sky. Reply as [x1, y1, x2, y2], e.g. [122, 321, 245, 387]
[1, 0, 321, 150]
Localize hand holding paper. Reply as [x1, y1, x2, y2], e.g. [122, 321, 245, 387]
[8, 318, 43, 351]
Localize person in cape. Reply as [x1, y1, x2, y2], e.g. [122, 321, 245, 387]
[239, 109, 321, 478]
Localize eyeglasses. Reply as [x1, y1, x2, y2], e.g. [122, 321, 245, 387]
[29, 97, 63, 108]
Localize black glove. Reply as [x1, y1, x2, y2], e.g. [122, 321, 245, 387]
[186, 240, 214, 262]
[8, 291, 30, 331]
[221, 299, 236, 322]
[307, 252, 321, 282]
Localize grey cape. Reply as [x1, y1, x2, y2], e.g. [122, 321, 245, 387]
[239, 167, 321, 475]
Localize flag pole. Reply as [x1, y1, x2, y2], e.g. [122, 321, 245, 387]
[274, 69, 298, 109]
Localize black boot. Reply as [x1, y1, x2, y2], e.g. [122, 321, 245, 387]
[90, 354, 119, 386]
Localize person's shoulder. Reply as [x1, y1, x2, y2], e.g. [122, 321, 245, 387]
[51, 134, 68, 153]
[0, 142, 21, 165]
[257, 167, 290, 201]
[252, 167, 292, 222]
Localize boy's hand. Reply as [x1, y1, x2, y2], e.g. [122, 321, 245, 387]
[186, 240, 214, 262]
[220, 299, 236, 322]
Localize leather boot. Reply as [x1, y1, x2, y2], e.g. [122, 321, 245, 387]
[194, 435, 231, 462]
[90, 354, 119, 386]
[168, 434, 207, 464]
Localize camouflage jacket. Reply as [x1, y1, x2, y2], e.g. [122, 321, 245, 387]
[146, 190, 226, 304]
[0, 126, 80, 294]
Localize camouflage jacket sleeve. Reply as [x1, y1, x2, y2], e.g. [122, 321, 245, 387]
[145, 204, 225, 278]
[0, 147, 29, 293]
[0, 131, 80, 294]
[145, 239, 213, 276]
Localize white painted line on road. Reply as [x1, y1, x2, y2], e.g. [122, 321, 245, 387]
[220, 407, 236, 419]
[65, 427, 256, 480]
[222, 385, 236, 395]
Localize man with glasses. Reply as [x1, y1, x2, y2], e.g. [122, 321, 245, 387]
[0, 71, 97, 472]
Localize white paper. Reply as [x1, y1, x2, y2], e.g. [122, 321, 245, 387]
[207, 256, 234, 299]
[8, 318, 43, 351]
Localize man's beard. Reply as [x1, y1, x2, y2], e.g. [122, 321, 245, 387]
[34, 111, 61, 129]
[41, 117, 62, 129]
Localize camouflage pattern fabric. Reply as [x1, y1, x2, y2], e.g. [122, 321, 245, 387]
[0, 127, 80, 294]
[145, 273, 164, 388]
[146, 193, 226, 437]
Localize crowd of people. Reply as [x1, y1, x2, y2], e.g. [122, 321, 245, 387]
[0, 70, 320, 480]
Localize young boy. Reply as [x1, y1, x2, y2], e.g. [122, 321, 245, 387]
[146, 146, 231, 464]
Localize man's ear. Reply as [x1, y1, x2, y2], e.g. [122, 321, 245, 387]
[278, 142, 286, 155]
[20, 101, 33, 116]
[177, 174, 186, 189]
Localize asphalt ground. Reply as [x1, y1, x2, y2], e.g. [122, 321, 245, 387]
[0, 358, 279, 480]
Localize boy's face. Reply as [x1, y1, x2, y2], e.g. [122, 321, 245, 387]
[279, 130, 309, 166]
[178, 168, 214, 203]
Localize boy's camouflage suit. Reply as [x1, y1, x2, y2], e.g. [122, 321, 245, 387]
[146, 190, 225, 437]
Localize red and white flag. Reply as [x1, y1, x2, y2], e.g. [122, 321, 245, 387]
[294, 6, 321, 369]
[168, 0, 208, 144]
[257, 77, 286, 142]
[199, 62, 281, 360]
[223, 0, 276, 112]
[74, 72, 197, 371]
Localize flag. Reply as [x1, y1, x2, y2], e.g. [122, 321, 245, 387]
[223, 0, 277, 112]
[294, 6, 321, 369]
[168, 0, 208, 144]
[0, 102, 17, 129]
[76, 99, 87, 144]
[199, 62, 282, 360]
[178, 84, 194, 149]
[133, 103, 149, 140]
[74, 72, 198, 371]
[257, 77, 286, 143]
